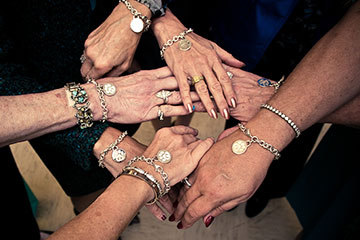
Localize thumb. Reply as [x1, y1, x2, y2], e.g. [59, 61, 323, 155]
[217, 126, 239, 141]
[191, 137, 214, 163]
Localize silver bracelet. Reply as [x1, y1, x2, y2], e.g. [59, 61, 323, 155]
[127, 154, 171, 197]
[160, 28, 193, 59]
[98, 131, 128, 168]
[87, 78, 117, 123]
[232, 123, 281, 160]
[261, 104, 301, 138]
[119, 0, 152, 33]
[257, 75, 285, 93]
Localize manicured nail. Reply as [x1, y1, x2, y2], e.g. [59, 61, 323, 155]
[187, 104, 193, 113]
[223, 109, 229, 119]
[210, 109, 217, 119]
[169, 214, 175, 222]
[231, 98, 237, 108]
[177, 222, 183, 229]
[192, 105, 196, 111]
[173, 200, 178, 208]
[161, 215, 167, 221]
[205, 216, 215, 228]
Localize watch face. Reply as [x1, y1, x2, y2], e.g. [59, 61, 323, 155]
[130, 17, 144, 33]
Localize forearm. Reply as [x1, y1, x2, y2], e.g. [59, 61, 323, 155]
[0, 84, 102, 147]
[49, 175, 153, 240]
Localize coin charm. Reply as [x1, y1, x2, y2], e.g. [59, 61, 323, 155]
[156, 150, 172, 164]
[112, 147, 127, 163]
[130, 16, 144, 33]
[103, 83, 117, 96]
[232, 140, 249, 155]
[179, 38, 192, 51]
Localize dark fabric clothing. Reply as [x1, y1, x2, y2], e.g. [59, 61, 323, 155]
[287, 125, 360, 239]
[2, 146, 40, 240]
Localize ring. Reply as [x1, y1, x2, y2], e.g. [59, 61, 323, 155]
[182, 177, 192, 188]
[192, 76, 204, 85]
[156, 90, 172, 104]
[157, 107, 164, 121]
[227, 71, 234, 79]
[80, 53, 86, 64]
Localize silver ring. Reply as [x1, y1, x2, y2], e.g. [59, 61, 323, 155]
[80, 53, 86, 64]
[227, 71, 234, 80]
[157, 107, 164, 121]
[156, 90, 172, 104]
[182, 177, 192, 188]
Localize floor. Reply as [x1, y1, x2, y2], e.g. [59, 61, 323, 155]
[10, 112, 326, 240]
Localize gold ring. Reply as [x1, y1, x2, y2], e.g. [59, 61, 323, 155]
[192, 76, 204, 85]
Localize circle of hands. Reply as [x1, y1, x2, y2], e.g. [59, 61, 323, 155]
[80, 5, 277, 230]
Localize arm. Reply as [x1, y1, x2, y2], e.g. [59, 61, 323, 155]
[173, 0, 360, 228]
[49, 126, 213, 240]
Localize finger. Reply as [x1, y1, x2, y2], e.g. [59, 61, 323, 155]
[146, 203, 167, 221]
[170, 125, 198, 136]
[211, 41, 245, 68]
[193, 78, 217, 119]
[80, 58, 93, 78]
[105, 61, 128, 77]
[175, 70, 193, 113]
[157, 194, 175, 215]
[148, 105, 190, 121]
[154, 91, 200, 105]
[173, 184, 201, 221]
[190, 137, 214, 160]
[151, 66, 174, 79]
[213, 61, 237, 108]
[217, 126, 239, 141]
[183, 134, 199, 144]
[202, 198, 241, 224]
[202, 68, 230, 119]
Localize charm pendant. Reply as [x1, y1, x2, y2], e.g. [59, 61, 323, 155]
[112, 147, 127, 163]
[156, 150, 172, 164]
[130, 16, 144, 33]
[179, 38, 192, 51]
[103, 83, 117, 96]
[257, 78, 271, 87]
[232, 140, 249, 155]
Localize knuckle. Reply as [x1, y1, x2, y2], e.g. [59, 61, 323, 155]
[93, 59, 112, 71]
[186, 207, 201, 221]
[209, 82, 223, 92]
[196, 83, 209, 94]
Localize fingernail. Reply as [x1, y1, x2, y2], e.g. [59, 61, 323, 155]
[192, 105, 196, 111]
[205, 216, 215, 228]
[177, 222, 183, 229]
[161, 215, 167, 221]
[223, 109, 229, 119]
[187, 104, 193, 113]
[169, 214, 175, 222]
[231, 98, 237, 108]
[173, 200, 178, 208]
[210, 109, 217, 119]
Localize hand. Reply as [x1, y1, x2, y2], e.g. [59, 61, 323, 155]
[80, 1, 151, 79]
[172, 129, 274, 229]
[194, 66, 276, 122]
[152, 10, 245, 119]
[93, 67, 202, 124]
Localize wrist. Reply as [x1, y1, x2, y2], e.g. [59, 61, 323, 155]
[115, 174, 155, 203]
[117, 0, 152, 19]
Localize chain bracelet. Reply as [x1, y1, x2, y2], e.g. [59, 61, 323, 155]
[238, 123, 281, 160]
[119, 0, 152, 32]
[160, 28, 193, 59]
[127, 155, 171, 196]
[87, 78, 109, 123]
[98, 131, 128, 168]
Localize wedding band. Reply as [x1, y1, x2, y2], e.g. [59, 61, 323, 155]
[192, 76, 204, 85]
[227, 71, 234, 79]
[80, 53, 86, 64]
[157, 107, 164, 121]
[156, 90, 172, 104]
[182, 177, 192, 188]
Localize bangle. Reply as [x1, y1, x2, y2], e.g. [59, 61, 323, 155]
[98, 131, 128, 168]
[160, 28, 194, 59]
[65, 82, 93, 129]
[87, 77, 117, 123]
[232, 123, 281, 160]
[119, 166, 161, 205]
[119, 0, 152, 33]
[257, 75, 285, 93]
[260, 103, 301, 138]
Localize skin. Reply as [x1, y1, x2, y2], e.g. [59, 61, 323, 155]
[48, 126, 214, 240]
[172, 1, 360, 229]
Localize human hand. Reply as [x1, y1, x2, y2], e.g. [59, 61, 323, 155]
[152, 10, 245, 119]
[91, 67, 202, 124]
[171, 129, 274, 229]
[80, 1, 151, 79]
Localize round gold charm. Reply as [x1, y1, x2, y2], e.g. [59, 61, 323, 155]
[156, 150, 172, 164]
[103, 83, 117, 96]
[179, 38, 192, 51]
[232, 140, 248, 155]
[130, 17, 144, 33]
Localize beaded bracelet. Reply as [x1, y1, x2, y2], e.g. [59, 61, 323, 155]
[260, 104, 301, 138]
[65, 82, 93, 129]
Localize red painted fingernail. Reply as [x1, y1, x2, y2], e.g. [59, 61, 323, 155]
[205, 216, 215, 228]
[173, 200, 178, 208]
[231, 98, 237, 108]
[161, 215, 167, 221]
[169, 214, 175, 222]
[177, 222, 183, 229]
